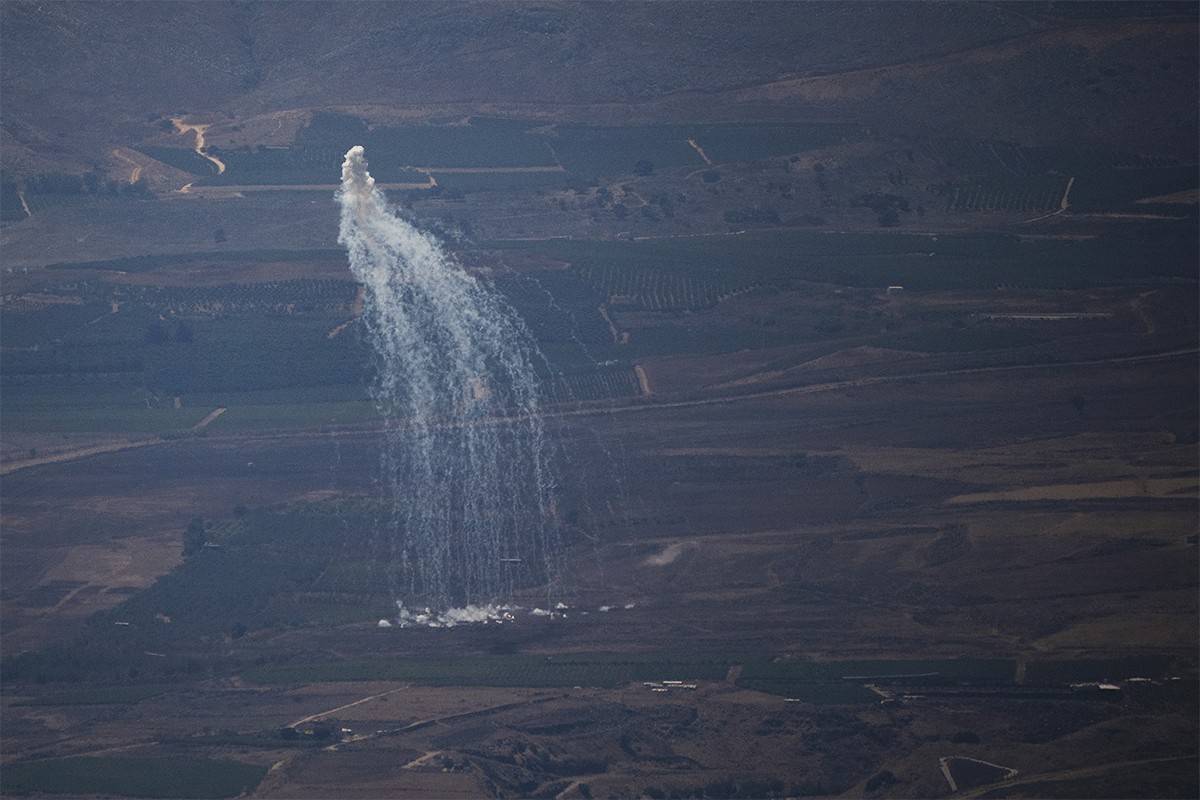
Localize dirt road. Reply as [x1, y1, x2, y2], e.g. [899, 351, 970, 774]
[0, 407, 226, 476]
[687, 138, 714, 165]
[111, 149, 144, 184]
[172, 119, 226, 175]
[0, 438, 162, 476]
[289, 686, 411, 729]
[569, 346, 1200, 420]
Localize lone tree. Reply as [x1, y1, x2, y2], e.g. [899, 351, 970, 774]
[182, 517, 206, 556]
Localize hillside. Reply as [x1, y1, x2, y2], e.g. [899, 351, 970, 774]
[2, 1, 1197, 180]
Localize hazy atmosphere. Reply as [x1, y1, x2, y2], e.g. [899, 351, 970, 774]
[1, 2, 1197, 798]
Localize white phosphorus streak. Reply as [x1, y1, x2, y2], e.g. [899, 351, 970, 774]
[338, 146, 558, 611]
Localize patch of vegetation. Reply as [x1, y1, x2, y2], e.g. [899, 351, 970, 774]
[547, 366, 642, 403]
[942, 176, 1070, 212]
[0, 756, 267, 798]
[574, 264, 748, 311]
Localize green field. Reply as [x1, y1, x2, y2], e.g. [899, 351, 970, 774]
[0, 756, 267, 798]
[488, 226, 1199, 290]
[0, 405, 209, 434]
[13, 684, 171, 706]
[205, 401, 380, 431]
[575, 263, 747, 310]
[691, 122, 862, 164]
[244, 652, 734, 688]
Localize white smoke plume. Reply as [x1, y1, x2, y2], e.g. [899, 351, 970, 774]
[337, 146, 560, 611]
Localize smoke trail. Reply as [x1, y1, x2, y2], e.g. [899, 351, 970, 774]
[337, 146, 559, 610]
